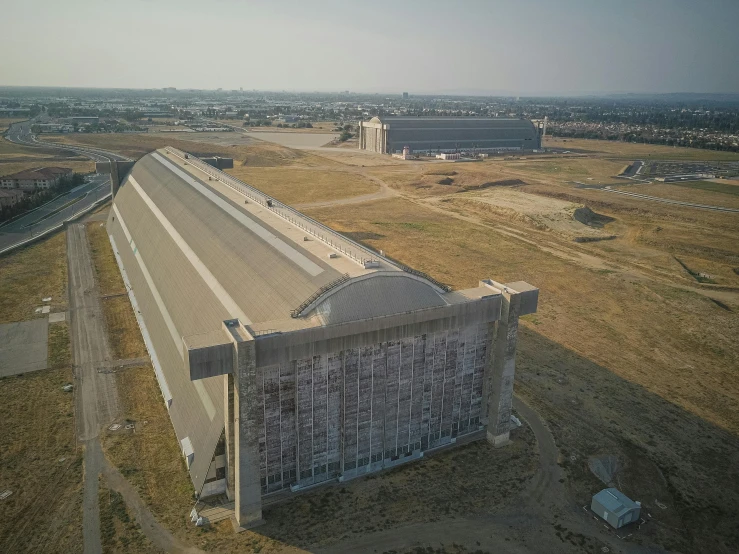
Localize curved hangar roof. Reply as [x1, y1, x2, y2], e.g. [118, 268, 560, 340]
[106, 147, 471, 489]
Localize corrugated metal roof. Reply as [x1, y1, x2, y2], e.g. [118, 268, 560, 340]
[594, 488, 639, 515]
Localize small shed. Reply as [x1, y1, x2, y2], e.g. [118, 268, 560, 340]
[591, 488, 641, 529]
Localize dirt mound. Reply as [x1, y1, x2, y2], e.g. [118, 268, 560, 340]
[423, 169, 457, 176]
[437, 177, 455, 185]
[461, 178, 525, 191]
[450, 189, 615, 240]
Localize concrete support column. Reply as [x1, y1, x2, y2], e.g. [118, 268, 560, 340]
[224, 373, 236, 501]
[228, 325, 264, 530]
[109, 160, 120, 198]
[485, 290, 522, 447]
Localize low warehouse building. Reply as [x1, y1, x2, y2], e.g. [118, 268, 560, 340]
[106, 146, 538, 529]
[358, 116, 541, 154]
[591, 488, 641, 529]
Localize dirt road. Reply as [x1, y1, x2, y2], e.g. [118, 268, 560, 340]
[68, 223, 119, 554]
[292, 171, 398, 210]
[102, 463, 206, 554]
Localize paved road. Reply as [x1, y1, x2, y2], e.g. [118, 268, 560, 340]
[0, 175, 111, 254]
[602, 186, 739, 213]
[1, 118, 132, 255]
[6, 119, 131, 162]
[619, 160, 645, 177]
[68, 223, 119, 554]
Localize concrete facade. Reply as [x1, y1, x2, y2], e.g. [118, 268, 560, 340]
[106, 147, 538, 529]
[188, 283, 536, 529]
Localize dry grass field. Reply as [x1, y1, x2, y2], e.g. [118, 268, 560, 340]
[87, 221, 126, 296]
[85, 221, 147, 360]
[0, 136, 94, 176]
[48, 321, 72, 369]
[249, 121, 337, 133]
[613, 181, 739, 209]
[35, 133, 739, 552]
[544, 136, 739, 161]
[302, 190, 738, 552]
[0, 117, 26, 133]
[0, 231, 68, 323]
[225, 166, 378, 205]
[45, 134, 218, 160]
[0, 366, 83, 553]
[0, 232, 82, 553]
[102, 296, 148, 360]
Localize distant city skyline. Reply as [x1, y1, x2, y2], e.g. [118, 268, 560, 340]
[2, 0, 738, 95]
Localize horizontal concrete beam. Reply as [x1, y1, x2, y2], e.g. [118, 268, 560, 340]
[481, 279, 539, 316]
[201, 157, 234, 170]
[96, 160, 135, 175]
[184, 328, 234, 380]
[254, 293, 502, 367]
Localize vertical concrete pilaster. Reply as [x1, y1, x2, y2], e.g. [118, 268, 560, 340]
[224, 373, 235, 501]
[229, 326, 264, 529]
[110, 160, 120, 198]
[485, 290, 522, 447]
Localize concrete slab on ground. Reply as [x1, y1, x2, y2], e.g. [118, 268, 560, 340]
[247, 131, 338, 148]
[0, 319, 49, 377]
[49, 312, 67, 323]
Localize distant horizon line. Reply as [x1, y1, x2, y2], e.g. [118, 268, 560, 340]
[1, 85, 738, 98]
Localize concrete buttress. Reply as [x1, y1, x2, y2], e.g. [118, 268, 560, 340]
[226, 321, 264, 529]
[485, 289, 522, 447]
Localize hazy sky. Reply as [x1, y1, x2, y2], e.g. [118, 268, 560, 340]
[2, 0, 738, 94]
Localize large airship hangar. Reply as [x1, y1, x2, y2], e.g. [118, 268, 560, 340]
[106, 145, 538, 529]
